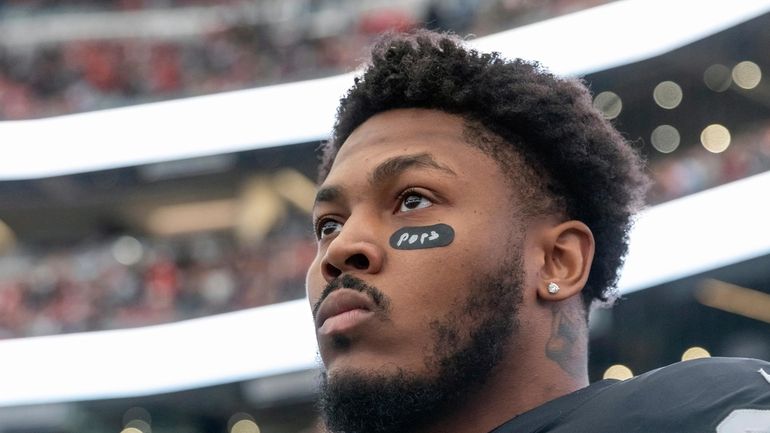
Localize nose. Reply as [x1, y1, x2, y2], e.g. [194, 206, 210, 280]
[320, 219, 384, 282]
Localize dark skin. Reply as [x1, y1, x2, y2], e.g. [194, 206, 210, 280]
[307, 108, 595, 433]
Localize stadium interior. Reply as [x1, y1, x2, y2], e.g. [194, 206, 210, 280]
[1, 0, 770, 432]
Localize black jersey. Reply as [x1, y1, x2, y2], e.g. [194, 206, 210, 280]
[492, 357, 770, 433]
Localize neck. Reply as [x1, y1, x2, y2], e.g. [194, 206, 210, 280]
[419, 303, 590, 433]
[419, 356, 588, 433]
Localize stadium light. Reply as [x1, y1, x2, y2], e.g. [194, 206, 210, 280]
[0, 300, 318, 406]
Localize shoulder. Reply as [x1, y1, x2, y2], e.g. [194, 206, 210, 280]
[607, 357, 770, 407]
[493, 358, 769, 433]
[632, 356, 770, 393]
[576, 357, 770, 432]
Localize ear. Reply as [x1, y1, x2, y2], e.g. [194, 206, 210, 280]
[536, 220, 594, 302]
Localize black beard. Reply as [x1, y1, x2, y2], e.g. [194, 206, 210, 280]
[317, 257, 523, 433]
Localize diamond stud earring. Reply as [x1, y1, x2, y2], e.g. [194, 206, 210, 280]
[547, 282, 561, 294]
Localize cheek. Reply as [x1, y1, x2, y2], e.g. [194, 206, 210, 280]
[305, 256, 324, 299]
[385, 244, 474, 311]
[399, 224, 502, 295]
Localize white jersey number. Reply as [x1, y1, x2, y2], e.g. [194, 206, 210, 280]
[716, 409, 770, 433]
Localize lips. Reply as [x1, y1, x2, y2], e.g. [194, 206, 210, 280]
[315, 288, 376, 334]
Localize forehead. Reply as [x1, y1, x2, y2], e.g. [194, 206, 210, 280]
[327, 109, 490, 179]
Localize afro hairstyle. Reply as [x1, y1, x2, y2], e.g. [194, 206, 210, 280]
[318, 29, 649, 309]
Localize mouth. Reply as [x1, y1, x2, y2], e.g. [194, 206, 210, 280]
[315, 288, 377, 335]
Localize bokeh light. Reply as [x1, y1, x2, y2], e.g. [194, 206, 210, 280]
[124, 420, 151, 433]
[651, 124, 680, 153]
[593, 91, 623, 119]
[732, 61, 762, 89]
[122, 407, 152, 433]
[603, 364, 633, 380]
[703, 64, 732, 92]
[701, 124, 731, 153]
[681, 346, 711, 361]
[231, 419, 260, 433]
[228, 413, 260, 433]
[112, 236, 144, 266]
[653, 81, 683, 109]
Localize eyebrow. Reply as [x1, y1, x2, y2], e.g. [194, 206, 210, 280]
[369, 153, 456, 186]
[313, 153, 456, 207]
[314, 185, 342, 206]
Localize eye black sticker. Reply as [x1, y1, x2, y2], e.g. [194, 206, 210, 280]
[389, 224, 454, 250]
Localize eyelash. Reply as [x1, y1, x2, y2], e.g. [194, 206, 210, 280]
[396, 187, 432, 211]
[396, 187, 419, 203]
[313, 217, 342, 241]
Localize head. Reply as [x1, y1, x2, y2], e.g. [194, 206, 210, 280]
[306, 30, 648, 433]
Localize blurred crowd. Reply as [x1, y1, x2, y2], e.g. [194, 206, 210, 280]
[0, 0, 243, 13]
[0, 0, 611, 119]
[0, 221, 315, 339]
[0, 24, 362, 119]
[648, 123, 770, 203]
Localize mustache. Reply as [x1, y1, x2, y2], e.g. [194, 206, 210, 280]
[312, 274, 391, 320]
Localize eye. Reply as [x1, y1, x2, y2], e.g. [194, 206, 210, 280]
[398, 191, 433, 212]
[315, 219, 343, 240]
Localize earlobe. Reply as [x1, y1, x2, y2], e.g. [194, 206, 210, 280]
[536, 221, 594, 302]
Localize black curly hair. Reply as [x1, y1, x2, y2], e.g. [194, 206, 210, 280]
[319, 30, 649, 309]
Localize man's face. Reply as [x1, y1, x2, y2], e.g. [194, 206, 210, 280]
[306, 108, 533, 431]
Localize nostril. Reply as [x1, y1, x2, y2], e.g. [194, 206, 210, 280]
[345, 253, 369, 270]
[325, 263, 342, 279]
